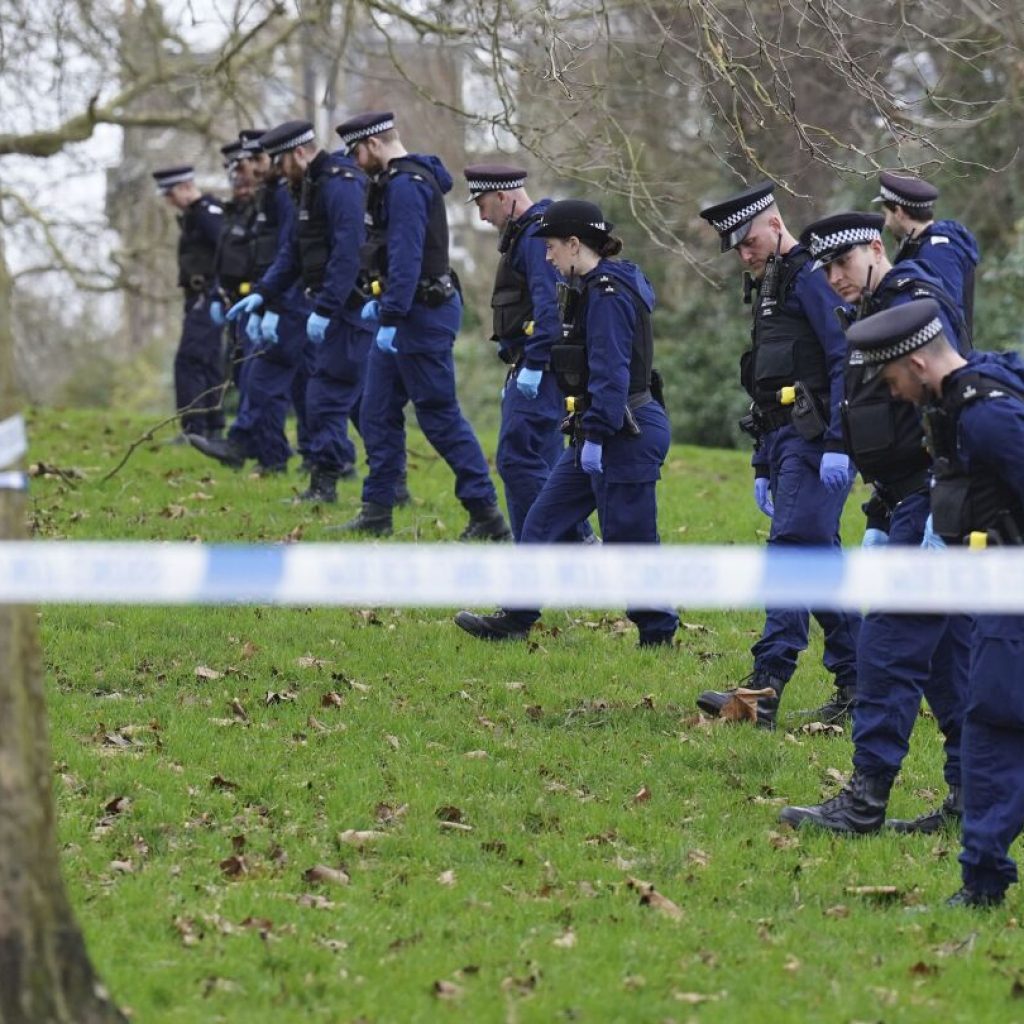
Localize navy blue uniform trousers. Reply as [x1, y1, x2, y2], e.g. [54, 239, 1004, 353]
[307, 314, 372, 473]
[851, 492, 969, 786]
[754, 426, 859, 684]
[229, 307, 306, 469]
[360, 298, 497, 510]
[502, 402, 678, 643]
[959, 613, 1024, 896]
[175, 295, 226, 436]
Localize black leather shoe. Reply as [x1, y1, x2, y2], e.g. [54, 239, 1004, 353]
[946, 886, 1004, 908]
[460, 505, 513, 542]
[187, 433, 245, 469]
[887, 786, 962, 834]
[696, 670, 785, 729]
[337, 502, 393, 536]
[394, 476, 412, 508]
[454, 610, 530, 641]
[799, 682, 857, 724]
[779, 771, 891, 833]
[296, 467, 338, 503]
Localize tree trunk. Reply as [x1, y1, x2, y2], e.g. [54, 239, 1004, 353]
[0, 220, 126, 1022]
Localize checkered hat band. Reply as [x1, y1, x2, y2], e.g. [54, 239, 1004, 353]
[467, 177, 525, 194]
[880, 184, 932, 208]
[241, 139, 263, 153]
[711, 192, 774, 233]
[265, 128, 315, 156]
[155, 170, 193, 189]
[809, 227, 880, 257]
[862, 317, 943, 364]
[339, 118, 395, 146]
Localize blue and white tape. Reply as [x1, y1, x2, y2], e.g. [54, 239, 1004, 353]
[0, 541, 1022, 611]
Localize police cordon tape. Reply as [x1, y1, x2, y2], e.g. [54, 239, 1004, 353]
[1, 541, 1022, 612]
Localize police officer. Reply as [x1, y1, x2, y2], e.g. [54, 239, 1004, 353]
[191, 128, 308, 475]
[462, 163, 593, 542]
[153, 165, 225, 440]
[779, 213, 970, 834]
[335, 111, 511, 540]
[454, 199, 679, 646]
[696, 183, 859, 728]
[874, 170, 980, 334]
[849, 298, 1024, 906]
[226, 119, 370, 503]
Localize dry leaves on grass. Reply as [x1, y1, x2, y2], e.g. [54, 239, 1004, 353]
[552, 928, 577, 949]
[338, 829, 388, 846]
[626, 877, 683, 920]
[433, 980, 462, 1000]
[436, 869, 457, 887]
[303, 864, 351, 887]
[720, 687, 775, 723]
[194, 665, 222, 681]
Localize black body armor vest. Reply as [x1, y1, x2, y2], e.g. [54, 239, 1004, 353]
[252, 180, 283, 277]
[177, 196, 218, 290]
[214, 199, 257, 294]
[741, 249, 829, 411]
[490, 213, 543, 342]
[296, 157, 358, 292]
[550, 272, 654, 402]
[925, 372, 1024, 545]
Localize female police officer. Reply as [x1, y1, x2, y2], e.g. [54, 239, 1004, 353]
[455, 199, 679, 647]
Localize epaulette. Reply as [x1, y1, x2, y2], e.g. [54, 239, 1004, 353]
[928, 236, 950, 246]
[389, 166, 424, 182]
[596, 274, 617, 296]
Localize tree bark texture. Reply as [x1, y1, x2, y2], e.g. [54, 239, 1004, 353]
[0, 226, 126, 1022]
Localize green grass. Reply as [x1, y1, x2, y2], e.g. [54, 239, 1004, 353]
[27, 408, 1021, 1023]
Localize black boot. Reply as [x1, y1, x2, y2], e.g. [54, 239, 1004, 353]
[460, 505, 513, 542]
[946, 886, 1004, 908]
[695, 670, 785, 729]
[394, 474, 412, 508]
[338, 462, 358, 481]
[799, 681, 857, 724]
[779, 771, 892, 833]
[887, 785, 962, 834]
[187, 433, 246, 469]
[296, 467, 339, 503]
[338, 502, 393, 536]
[454, 610, 530, 641]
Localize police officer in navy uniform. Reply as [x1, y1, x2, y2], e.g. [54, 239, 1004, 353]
[153, 165, 226, 439]
[874, 171, 980, 335]
[847, 298, 1024, 907]
[779, 213, 970, 834]
[226, 120, 370, 503]
[454, 200, 679, 646]
[696, 183, 860, 728]
[335, 112, 511, 540]
[191, 128, 309, 475]
[462, 164, 593, 542]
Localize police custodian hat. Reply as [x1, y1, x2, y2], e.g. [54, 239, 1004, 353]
[335, 111, 396, 152]
[874, 170, 939, 209]
[463, 163, 527, 203]
[846, 298, 945, 366]
[699, 181, 776, 253]
[259, 120, 316, 158]
[801, 212, 884, 270]
[239, 128, 268, 155]
[219, 139, 243, 167]
[533, 199, 613, 248]
[152, 165, 194, 193]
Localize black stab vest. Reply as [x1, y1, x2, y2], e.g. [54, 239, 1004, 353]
[252, 180, 283, 277]
[490, 213, 543, 342]
[213, 199, 257, 293]
[177, 196, 218, 290]
[296, 157, 358, 292]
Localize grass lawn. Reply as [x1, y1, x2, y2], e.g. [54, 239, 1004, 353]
[26, 407, 1020, 1023]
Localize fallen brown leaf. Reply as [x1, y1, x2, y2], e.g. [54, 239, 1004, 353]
[633, 785, 652, 805]
[553, 928, 577, 948]
[303, 864, 351, 887]
[433, 980, 462, 1000]
[338, 829, 387, 845]
[219, 854, 247, 878]
[626, 877, 683, 920]
[437, 869, 457, 887]
[194, 665, 221, 681]
[720, 687, 775, 723]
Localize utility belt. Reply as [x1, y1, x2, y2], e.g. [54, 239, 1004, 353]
[414, 271, 459, 308]
[873, 468, 930, 511]
[739, 381, 829, 443]
[560, 391, 647, 447]
[499, 343, 524, 366]
[931, 464, 1024, 548]
[303, 285, 368, 312]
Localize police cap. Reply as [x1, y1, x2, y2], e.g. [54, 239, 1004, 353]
[874, 170, 939, 210]
[699, 181, 776, 253]
[219, 140, 243, 167]
[846, 298, 945, 366]
[152, 165, 194, 193]
[532, 199, 612, 249]
[463, 163, 528, 203]
[239, 128, 268, 155]
[259, 120, 316, 158]
[801, 212, 884, 270]
[335, 111, 396, 153]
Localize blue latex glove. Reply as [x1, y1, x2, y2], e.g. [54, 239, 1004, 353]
[820, 452, 853, 493]
[306, 312, 330, 344]
[581, 440, 603, 476]
[516, 367, 542, 400]
[260, 310, 280, 345]
[862, 528, 889, 548]
[227, 292, 263, 321]
[209, 300, 225, 326]
[754, 477, 774, 517]
[375, 325, 397, 353]
[245, 312, 263, 345]
[360, 299, 381, 322]
[922, 513, 946, 550]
